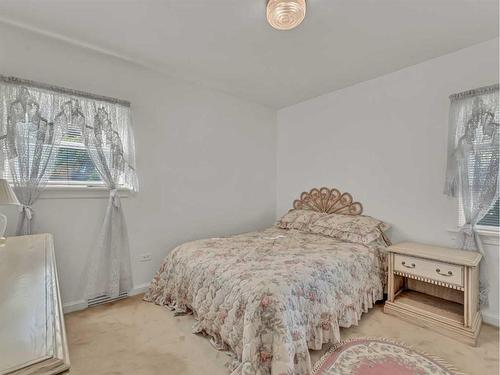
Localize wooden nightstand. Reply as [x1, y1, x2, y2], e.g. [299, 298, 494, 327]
[384, 242, 482, 346]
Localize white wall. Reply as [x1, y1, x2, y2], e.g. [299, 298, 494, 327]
[1, 22, 498, 326]
[0, 23, 277, 309]
[277, 39, 500, 325]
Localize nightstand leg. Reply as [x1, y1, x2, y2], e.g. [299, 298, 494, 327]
[464, 267, 469, 327]
[465, 266, 480, 329]
[388, 253, 394, 302]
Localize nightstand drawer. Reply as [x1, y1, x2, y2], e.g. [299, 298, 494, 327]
[394, 254, 463, 287]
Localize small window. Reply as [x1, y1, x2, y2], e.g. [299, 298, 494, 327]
[456, 98, 500, 231]
[48, 126, 103, 187]
[48, 140, 103, 186]
[3, 125, 105, 188]
[0, 79, 137, 193]
[457, 142, 499, 230]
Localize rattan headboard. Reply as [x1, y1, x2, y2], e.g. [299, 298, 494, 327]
[292, 187, 363, 215]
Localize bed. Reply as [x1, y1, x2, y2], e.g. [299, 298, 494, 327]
[144, 187, 389, 375]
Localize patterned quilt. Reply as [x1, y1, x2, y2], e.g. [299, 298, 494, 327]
[144, 227, 387, 375]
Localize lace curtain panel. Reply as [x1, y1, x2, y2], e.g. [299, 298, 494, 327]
[444, 84, 499, 305]
[0, 75, 138, 299]
[84, 106, 135, 299]
[0, 84, 64, 234]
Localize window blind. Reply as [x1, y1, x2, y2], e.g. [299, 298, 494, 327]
[47, 125, 103, 186]
[2, 124, 104, 187]
[478, 200, 499, 227]
[49, 143, 103, 185]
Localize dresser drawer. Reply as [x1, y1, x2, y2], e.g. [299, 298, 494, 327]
[394, 254, 464, 287]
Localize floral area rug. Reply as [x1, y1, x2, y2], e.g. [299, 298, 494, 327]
[313, 337, 464, 375]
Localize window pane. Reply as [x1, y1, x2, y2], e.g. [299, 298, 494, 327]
[50, 146, 102, 184]
[478, 200, 499, 228]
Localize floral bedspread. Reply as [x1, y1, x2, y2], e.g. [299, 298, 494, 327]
[144, 227, 387, 375]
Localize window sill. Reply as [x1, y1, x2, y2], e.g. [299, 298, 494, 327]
[447, 227, 499, 246]
[38, 186, 130, 200]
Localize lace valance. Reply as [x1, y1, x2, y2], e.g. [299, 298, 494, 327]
[449, 84, 499, 101]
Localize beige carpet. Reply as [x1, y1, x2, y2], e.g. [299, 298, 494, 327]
[65, 295, 499, 375]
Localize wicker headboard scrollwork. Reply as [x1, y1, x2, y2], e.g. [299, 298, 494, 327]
[292, 187, 363, 215]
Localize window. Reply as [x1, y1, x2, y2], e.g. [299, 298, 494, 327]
[3, 124, 106, 188]
[456, 98, 500, 231]
[47, 125, 103, 187]
[0, 78, 138, 194]
[50, 142, 102, 185]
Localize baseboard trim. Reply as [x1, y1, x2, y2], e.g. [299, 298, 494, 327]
[63, 282, 150, 314]
[482, 311, 500, 327]
[129, 282, 150, 296]
[63, 299, 88, 314]
[62, 284, 500, 328]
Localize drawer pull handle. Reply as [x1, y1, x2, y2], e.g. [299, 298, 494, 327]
[401, 261, 416, 268]
[436, 268, 453, 277]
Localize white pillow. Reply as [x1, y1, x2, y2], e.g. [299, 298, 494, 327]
[276, 209, 327, 231]
[309, 213, 390, 245]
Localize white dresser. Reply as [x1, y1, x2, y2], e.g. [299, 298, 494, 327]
[0, 234, 70, 374]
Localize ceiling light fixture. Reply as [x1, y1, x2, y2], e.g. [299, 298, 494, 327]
[266, 0, 306, 31]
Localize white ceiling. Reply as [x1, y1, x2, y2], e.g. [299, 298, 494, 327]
[0, 0, 498, 108]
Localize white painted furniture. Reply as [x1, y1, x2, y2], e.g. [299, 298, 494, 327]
[384, 242, 482, 346]
[0, 234, 70, 374]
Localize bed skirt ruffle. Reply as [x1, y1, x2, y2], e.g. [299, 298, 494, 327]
[144, 285, 383, 375]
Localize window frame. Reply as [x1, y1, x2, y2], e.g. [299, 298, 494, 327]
[38, 185, 130, 200]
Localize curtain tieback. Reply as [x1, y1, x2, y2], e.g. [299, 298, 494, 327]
[458, 223, 485, 255]
[459, 223, 474, 236]
[18, 205, 34, 220]
[109, 189, 121, 208]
